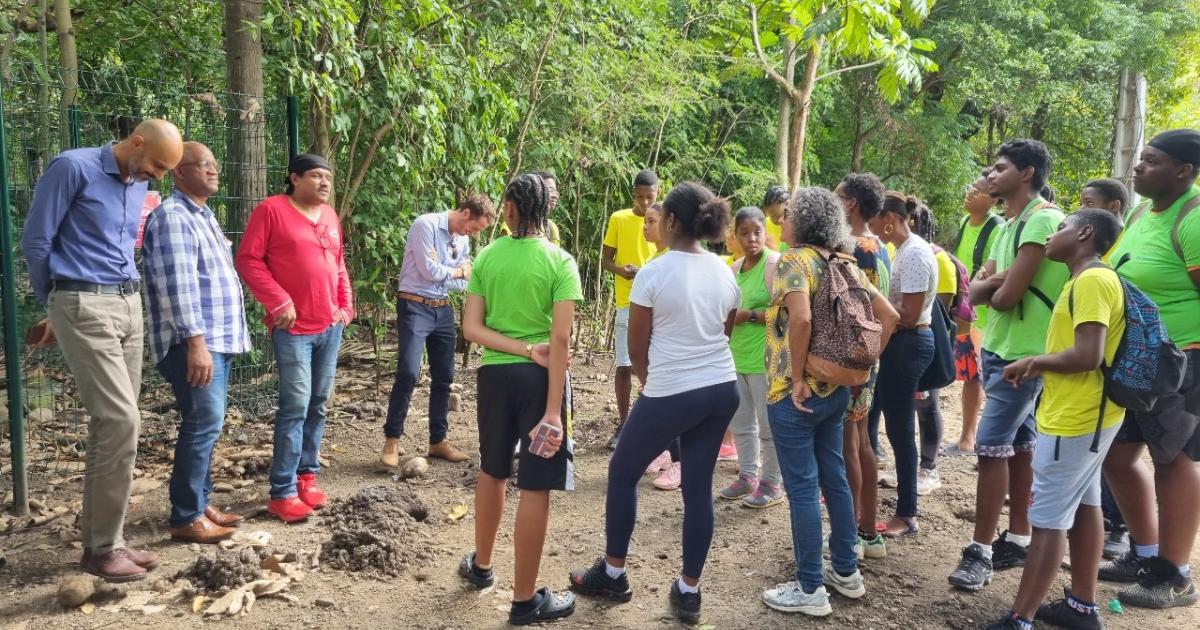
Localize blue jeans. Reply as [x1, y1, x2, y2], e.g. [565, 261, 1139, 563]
[384, 299, 456, 443]
[270, 324, 343, 499]
[769, 387, 856, 592]
[158, 345, 233, 527]
[877, 328, 934, 518]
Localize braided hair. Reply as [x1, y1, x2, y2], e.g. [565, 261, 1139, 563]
[910, 199, 936, 242]
[504, 173, 550, 238]
[762, 185, 789, 208]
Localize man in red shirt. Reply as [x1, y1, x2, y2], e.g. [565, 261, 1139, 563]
[236, 154, 353, 523]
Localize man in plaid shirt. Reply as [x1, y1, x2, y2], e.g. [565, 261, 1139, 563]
[142, 141, 250, 544]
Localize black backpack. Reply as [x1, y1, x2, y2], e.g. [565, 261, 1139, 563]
[952, 213, 1003, 276]
[1011, 202, 1060, 318]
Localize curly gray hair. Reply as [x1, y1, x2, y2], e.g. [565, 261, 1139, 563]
[787, 187, 854, 253]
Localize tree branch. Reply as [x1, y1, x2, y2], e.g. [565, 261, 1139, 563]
[748, 2, 799, 99]
[507, 5, 566, 180]
[814, 58, 884, 83]
[338, 107, 401, 220]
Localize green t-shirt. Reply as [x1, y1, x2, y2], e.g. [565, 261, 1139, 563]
[466, 236, 583, 365]
[1112, 185, 1200, 347]
[954, 215, 1001, 330]
[730, 256, 771, 374]
[982, 198, 1071, 361]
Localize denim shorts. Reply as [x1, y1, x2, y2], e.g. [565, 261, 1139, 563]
[1029, 426, 1118, 530]
[976, 350, 1040, 458]
[614, 307, 631, 367]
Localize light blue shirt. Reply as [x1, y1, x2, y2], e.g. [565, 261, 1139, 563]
[397, 211, 470, 300]
[21, 143, 149, 305]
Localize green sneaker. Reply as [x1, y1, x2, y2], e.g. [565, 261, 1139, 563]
[822, 534, 864, 560]
[860, 533, 887, 559]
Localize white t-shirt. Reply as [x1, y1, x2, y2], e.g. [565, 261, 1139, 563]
[629, 250, 740, 397]
[889, 233, 938, 327]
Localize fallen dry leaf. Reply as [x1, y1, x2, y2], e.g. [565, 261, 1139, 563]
[79, 603, 95, 615]
[192, 595, 207, 613]
[448, 504, 469, 521]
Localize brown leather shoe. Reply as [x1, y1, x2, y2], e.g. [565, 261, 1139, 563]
[205, 505, 243, 527]
[428, 440, 469, 463]
[112, 546, 161, 570]
[380, 437, 403, 468]
[171, 516, 236, 544]
[80, 549, 147, 583]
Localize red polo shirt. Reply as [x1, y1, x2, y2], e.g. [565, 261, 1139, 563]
[236, 194, 354, 335]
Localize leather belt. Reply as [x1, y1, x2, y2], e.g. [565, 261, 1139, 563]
[52, 280, 141, 296]
[399, 291, 450, 308]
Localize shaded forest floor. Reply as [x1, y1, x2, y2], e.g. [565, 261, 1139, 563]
[1, 348, 1198, 630]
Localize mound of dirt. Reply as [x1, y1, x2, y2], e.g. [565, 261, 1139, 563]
[174, 547, 265, 593]
[319, 485, 431, 577]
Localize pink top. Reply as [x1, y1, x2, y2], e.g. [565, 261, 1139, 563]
[235, 194, 353, 335]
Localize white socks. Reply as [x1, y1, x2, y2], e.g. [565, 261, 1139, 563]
[605, 560, 626, 579]
[972, 542, 994, 560]
[1007, 532, 1032, 547]
[676, 577, 699, 594]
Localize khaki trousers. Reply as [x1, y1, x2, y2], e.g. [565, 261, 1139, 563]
[48, 290, 143, 554]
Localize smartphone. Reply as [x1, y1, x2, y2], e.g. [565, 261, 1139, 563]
[528, 421, 563, 459]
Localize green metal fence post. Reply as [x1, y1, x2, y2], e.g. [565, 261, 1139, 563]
[0, 78, 29, 516]
[68, 104, 80, 149]
[286, 96, 300, 159]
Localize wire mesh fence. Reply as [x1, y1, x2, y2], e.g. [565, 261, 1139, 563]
[0, 62, 296, 502]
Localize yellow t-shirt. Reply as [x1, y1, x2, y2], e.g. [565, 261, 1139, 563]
[1100, 230, 1124, 264]
[935, 250, 957, 296]
[766, 216, 784, 251]
[500, 219, 561, 245]
[602, 209, 657, 308]
[1037, 268, 1127, 437]
[886, 241, 896, 261]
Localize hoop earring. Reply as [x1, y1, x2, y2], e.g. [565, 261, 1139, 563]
[884, 223, 894, 235]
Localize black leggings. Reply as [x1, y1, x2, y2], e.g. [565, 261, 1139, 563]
[605, 381, 738, 579]
[915, 389, 944, 471]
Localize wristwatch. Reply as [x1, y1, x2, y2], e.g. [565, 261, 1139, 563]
[525, 344, 534, 358]
[749, 311, 758, 323]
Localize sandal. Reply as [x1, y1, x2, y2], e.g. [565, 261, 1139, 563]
[882, 516, 919, 539]
[508, 587, 576, 626]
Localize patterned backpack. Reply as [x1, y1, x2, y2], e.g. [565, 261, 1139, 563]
[801, 246, 884, 386]
[1069, 262, 1187, 451]
[931, 244, 976, 323]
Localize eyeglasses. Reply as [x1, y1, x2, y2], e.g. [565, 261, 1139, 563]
[179, 160, 222, 174]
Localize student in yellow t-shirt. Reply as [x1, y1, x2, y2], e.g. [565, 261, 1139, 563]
[1079, 178, 1129, 262]
[499, 170, 563, 244]
[762, 186, 789, 252]
[993, 208, 1125, 630]
[601, 169, 659, 449]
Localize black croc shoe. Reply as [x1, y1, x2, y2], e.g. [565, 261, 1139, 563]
[458, 552, 495, 588]
[509, 587, 575, 626]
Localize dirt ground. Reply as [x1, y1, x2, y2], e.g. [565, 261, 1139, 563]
[2, 348, 1199, 630]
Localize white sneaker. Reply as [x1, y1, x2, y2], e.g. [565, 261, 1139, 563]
[878, 469, 897, 488]
[821, 534, 864, 560]
[916, 468, 942, 496]
[823, 565, 866, 599]
[762, 582, 832, 616]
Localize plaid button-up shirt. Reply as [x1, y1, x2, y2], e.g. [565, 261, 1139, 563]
[143, 189, 251, 363]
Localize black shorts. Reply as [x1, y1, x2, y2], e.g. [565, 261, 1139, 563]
[1115, 349, 1200, 464]
[476, 363, 575, 491]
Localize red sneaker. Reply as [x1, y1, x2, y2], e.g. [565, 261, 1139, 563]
[268, 495, 313, 523]
[297, 472, 328, 509]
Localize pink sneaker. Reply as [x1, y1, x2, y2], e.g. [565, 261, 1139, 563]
[717, 442, 738, 462]
[653, 462, 682, 490]
[645, 451, 672, 475]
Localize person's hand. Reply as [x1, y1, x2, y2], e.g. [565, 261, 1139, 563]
[333, 309, 351, 326]
[734, 309, 754, 324]
[274, 305, 297, 330]
[791, 380, 814, 413]
[620, 265, 638, 280]
[1003, 357, 1041, 386]
[529, 413, 564, 458]
[26, 318, 56, 348]
[460, 262, 472, 280]
[531, 343, 573, 369]
[974, 266, 992, 282]
[187, 341, 214, 387]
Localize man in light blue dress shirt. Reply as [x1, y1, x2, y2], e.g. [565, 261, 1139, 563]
[21, 119, 183, 582]
[381, 194, 494, 466]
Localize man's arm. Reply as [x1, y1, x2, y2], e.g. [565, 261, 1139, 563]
[409, 218, 465, 286]
[234, 205, 293, 317]
[969, 259, 1000, 306]
[21, 155, 83, 305]
[601, 245, 631, 278]
[628, 302, 652, 385]
[990, 243, 1045, 311]
[144, 211, 207, 341]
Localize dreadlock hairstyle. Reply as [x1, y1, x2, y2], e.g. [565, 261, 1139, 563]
[503, 173, 550, 238]
[910, 199, 937, 242]
[762, 185, 790, 209]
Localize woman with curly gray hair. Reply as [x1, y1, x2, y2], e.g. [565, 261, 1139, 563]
[760, 187, 898, 617]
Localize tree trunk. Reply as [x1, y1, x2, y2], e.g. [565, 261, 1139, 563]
[224, 0, 267, 233]
[787, 41, 821, 191]
[1112, 68, 1146, 207]
[53, 0, 77, 148]
[774, 28, 797, 186]
[508, 7, 564, 180]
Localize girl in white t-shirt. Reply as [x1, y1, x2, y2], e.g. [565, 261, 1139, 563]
[569, 181, 740, 625]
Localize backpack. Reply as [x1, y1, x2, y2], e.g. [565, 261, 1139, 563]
[1068, 262, 1188, 452]
[952, 213, 1003, 275]
[732, 251, 781, 295]
[918, 297, 959, 391]
[794, 246, 884, 386]
[930, 244, 976, 323]
[1123, 194, 1200, 297]
[1012, 201, 1060, 317]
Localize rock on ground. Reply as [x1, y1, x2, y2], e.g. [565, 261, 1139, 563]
[174, 548, 265, 593]
[319, 485, 431, 577]
[56, 575, 95, 608]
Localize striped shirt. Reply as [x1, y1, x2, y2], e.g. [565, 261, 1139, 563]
[142, 189, 251, 362]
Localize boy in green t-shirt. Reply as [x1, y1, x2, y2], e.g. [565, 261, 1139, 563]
[459, 174, 583, 626]
[984, 209, 1125, 630]
[950, 139, 1070, 593]
[601, 169, 659, 449]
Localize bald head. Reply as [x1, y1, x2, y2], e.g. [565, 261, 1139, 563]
[114, 118, 184, 182]
[172, 141, 220, 202]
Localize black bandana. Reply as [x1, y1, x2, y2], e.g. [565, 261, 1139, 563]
[1148, 129, 1200, 168]
[285, 153, 332, 193]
